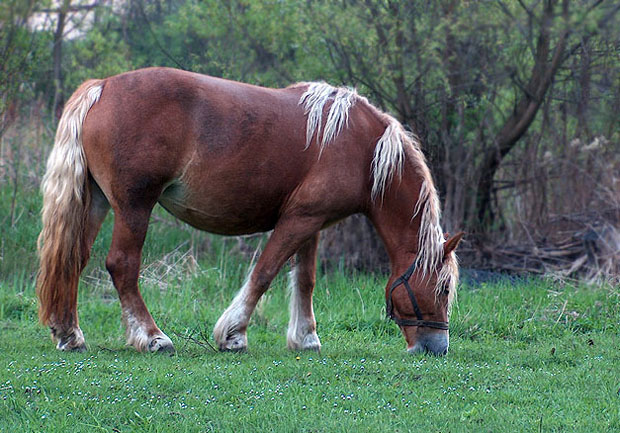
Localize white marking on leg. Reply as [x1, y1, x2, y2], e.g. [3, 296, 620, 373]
[122, 309, 174, 352]
[287, 266, 303, 346]
[123, 309, 150, 351]
[287, 266, 321, 351]
[213, 270, 253, 351]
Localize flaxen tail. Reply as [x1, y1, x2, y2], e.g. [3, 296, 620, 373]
[36, 80, 103, 326]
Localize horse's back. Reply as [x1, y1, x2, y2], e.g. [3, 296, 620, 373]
[83, 67, 305, 161]
[80, 68, 356, 234]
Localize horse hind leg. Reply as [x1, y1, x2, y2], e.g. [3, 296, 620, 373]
[50, 178, 110, 351]
[105, 202, 174, 353]
[287, 233, 321, 352]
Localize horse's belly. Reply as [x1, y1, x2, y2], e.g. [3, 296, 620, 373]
[157, 181, 279, 235]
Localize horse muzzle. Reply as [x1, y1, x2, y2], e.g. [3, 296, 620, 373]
[407, 332, 449, 356]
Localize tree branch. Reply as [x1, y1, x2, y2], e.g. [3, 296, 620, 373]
[36, 2, 101, 14]
[474, 0, 571, 230]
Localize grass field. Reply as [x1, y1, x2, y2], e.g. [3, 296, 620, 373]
[0, 183, 619, 432]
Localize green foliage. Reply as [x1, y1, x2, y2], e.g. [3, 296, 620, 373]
[0, 1, 51, 125]
[1, 1, 618, 275]
[64, 23, 133, 88]
[139, 0, 327, 86]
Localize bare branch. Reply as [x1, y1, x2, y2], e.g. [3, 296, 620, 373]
[35, 2, 102, 14]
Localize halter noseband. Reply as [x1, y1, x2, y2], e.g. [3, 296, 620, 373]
[386, 260, 449, 330]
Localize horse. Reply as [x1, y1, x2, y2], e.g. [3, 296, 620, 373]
[36, 67, 463, 356]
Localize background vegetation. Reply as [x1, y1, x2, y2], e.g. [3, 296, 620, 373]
[1, 0, 619, 277]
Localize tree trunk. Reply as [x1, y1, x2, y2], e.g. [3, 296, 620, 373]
[576, 40, 591, 139]
[474, 0, 569, 234]
[52, 0, 71, 118]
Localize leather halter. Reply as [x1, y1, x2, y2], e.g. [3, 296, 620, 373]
[386, 260, 449, 330]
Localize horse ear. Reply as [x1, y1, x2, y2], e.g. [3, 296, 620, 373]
[443, 231, 465, 257]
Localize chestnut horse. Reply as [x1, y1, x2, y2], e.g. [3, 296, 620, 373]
[37, 67, 463, 356]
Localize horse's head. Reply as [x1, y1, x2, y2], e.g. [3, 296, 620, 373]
[387, 232, 464, 356]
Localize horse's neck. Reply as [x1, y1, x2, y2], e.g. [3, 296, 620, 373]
[367, 168, 425, 271]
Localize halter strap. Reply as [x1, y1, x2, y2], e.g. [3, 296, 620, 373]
[386, 262, 449, 330]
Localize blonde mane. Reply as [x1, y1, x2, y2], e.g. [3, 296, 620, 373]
[377, 119, 459, 309]
[298, 82, 459, 307]
[299, 82, 358, 155]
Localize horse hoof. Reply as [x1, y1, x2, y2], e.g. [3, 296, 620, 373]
[58, 342, 88, 352]
[218, 332, 247, 352]
[54, 327, 87, 352]
[288, 333, 321, 352]
[148, 336, 175, 354]
[301, 339, 321, 353]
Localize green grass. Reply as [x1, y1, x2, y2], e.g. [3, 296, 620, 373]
[1, 183, 619, 432]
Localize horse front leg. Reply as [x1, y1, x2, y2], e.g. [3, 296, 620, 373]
[287, 233, 321, 351]
[106, 209, 174, 353]
[213, 216, 323, 352]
